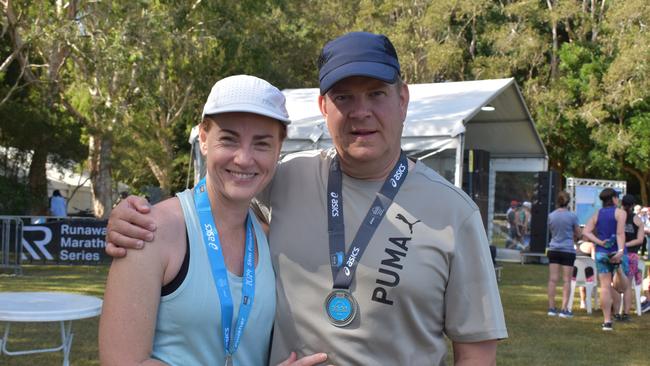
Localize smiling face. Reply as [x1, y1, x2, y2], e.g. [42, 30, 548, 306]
[318, 76, 409, 180]
[199, 112, 284, 206]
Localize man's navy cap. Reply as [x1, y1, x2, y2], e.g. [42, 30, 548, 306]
[318, 32, 400, 95]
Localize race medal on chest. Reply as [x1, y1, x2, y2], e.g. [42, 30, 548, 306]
[324, 152, 408, 328]
[324, 289, 358, 327]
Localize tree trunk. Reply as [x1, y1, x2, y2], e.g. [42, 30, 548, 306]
[27, 145, 48, 215]
[546, 0, 558, 80]
[639, 172, 650, 207]
[89, 133, 114, 219]
[622, 165, 649, 207]
[146, 157, 171, 197]
[469, 16, 477, 59]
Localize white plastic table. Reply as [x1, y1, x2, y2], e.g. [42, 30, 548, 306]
[0, 292, 103, 366]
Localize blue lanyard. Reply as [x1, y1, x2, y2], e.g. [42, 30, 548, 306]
[327, 151, 409, 288]
[194, 178, 255, 358]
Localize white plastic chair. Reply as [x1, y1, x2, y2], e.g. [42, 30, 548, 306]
[568, 256, 598, 314]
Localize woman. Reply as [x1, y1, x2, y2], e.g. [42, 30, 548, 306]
[546, 191, 581, 318]
[620, 195, 645, 319]
[99, 75, 326, 365]
[582, 188, 628, 331]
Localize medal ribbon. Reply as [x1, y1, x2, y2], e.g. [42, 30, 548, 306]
[327, 151, 409, 289]
[194, 177, 255, 359]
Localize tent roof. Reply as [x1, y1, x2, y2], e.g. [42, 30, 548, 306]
[282, 78, 547, 158]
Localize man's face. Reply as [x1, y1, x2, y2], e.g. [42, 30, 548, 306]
[318, 76, 409, 169]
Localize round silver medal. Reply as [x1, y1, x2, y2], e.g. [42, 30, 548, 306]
[324, 289, 358, 327]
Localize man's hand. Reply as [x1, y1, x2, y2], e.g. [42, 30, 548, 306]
[105, 195, 157, 258]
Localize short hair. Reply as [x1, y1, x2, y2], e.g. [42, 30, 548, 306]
[621, 194, 635, 210]
[53, 190, 61, 197]
[599, 188, 619, 207]
[556, 191, 571, 208]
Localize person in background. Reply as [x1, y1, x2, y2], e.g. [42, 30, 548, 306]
[639, 207, 650, 312]
[515, 201, 531, 250]
[546, 191, 581, 318]
[49, 190, 67, 217]
[582, 188, 627, 331]
[640, 207, 650, 260]
[506, 200, 519, 248]
[99, 75, 325, 366]
[619, 195, 645, 319]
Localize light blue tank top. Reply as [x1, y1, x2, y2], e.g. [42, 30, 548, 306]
[151, 189, 276, 366]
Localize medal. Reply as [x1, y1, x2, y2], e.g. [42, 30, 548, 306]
[324, 289, 358, 327]
[225, 354, 234, 366]
[324, 152, 409, 327]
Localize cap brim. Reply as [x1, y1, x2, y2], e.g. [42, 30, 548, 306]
[202, 103, 291, 125]
[320, 61, 398, 95]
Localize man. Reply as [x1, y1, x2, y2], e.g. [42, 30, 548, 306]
[106, 32, 507, 365]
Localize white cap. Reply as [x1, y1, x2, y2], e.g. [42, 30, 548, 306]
[523, 201, 532, 208]
[202, 75, 290, 125]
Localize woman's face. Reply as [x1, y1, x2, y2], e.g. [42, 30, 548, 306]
[199, 112, 283, 205]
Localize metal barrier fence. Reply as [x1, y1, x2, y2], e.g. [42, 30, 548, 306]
[0, 216, 109, 270]
[0, 216, 23, 274]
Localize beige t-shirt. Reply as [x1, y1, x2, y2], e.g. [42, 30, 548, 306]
[263, 149, 507, 365]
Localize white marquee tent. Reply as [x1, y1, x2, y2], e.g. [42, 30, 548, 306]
[189, 78, 547, 240]
[282, 77, 546, 178]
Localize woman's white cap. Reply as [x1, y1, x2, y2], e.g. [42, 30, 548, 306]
[202, 75, 290, 124]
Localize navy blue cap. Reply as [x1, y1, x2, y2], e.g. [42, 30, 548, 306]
[318, 32, 400, 95]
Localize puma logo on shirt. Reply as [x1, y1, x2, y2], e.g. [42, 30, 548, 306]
[395, 213, 421, 234]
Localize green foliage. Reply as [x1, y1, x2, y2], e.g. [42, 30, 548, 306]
[0, 175, 32, 214]
[2, 0, 649, 205]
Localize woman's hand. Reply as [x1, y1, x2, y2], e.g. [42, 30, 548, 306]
[609, 250, 624, 263]
[277, 351, 329, 366]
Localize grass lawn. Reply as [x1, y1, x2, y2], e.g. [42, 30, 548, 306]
[0, 265, 106, 366]
[1, 263, 648, 365]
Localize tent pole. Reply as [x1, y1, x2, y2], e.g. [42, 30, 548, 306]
[454, 134, 465, 188]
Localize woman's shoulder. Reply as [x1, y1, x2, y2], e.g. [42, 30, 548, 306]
[118, 197, 185, 263]
[150, 197, 185, 244]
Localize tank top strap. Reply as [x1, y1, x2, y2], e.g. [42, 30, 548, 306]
[248, 207, 271, 270]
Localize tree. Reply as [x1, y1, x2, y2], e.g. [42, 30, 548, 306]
[0, 0, 86, 214]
